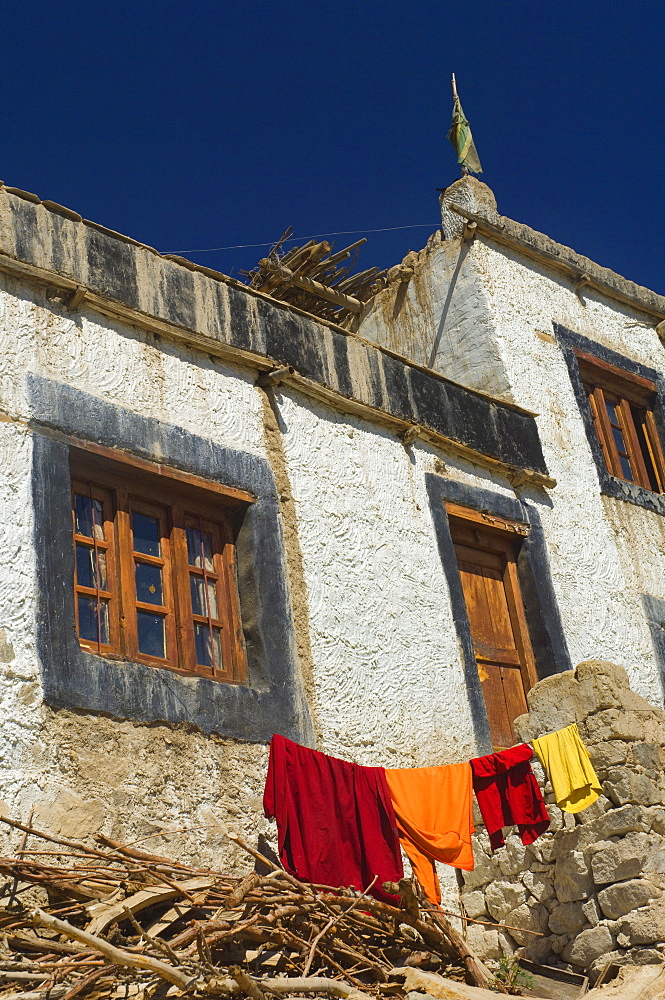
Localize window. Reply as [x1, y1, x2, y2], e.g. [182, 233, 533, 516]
[71, 448, 248, 683]
[577, 350, 665, 494]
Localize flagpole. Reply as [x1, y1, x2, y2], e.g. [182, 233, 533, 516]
[450, 73, 468, 175]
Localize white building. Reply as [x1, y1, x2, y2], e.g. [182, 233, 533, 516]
[0, 174, 663, 870]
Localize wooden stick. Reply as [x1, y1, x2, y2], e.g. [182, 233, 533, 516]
[227, 871, 262, 909]
[0, 815, 115, 861]
[60, 967, 110, 1000]
[7, 934, 87, 956]
[96, 833, 199, 869]
[227, 833, 320, 901]
[121, 905, 184, 968]
[0, 989, 69, 1000]
[8, 806, 34, 905]
[230, 966, 267, 1000]
[303, 875, 377, 977]
[206, 975, 374, 998]
[29, 908, 191, 990]
[425, 905, 503, 993]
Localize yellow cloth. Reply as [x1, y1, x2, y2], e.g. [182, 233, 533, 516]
[532, 723, 601, 813]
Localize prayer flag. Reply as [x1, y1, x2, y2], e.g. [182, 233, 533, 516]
[447, 75, 482, 175]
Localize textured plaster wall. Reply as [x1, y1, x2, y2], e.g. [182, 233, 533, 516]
[271, 387, 493, 768]
[477, 240, 665, 705]
[359, 235, 513, 399]
[0, 271, 277, 864]
[0, 268, 505, 881]
[361, 223, 665, 706]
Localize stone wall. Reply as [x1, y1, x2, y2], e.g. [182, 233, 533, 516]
[459, 661, 665, 977]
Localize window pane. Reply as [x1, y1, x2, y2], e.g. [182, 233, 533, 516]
[76, 544, 107, 590]
[618, 454, 634, 480]
[132, 512, 161, 557]
[190, 574, 218, 618]
[186, 527, 214, 570]
[78, 596, 109, 645]
[135, 561, 163, 605]
[194, 623, 223, 670]
[74, 494, 104, 540]
[611, 426, 630, 458]
[605, 400, 621, 426]
[137, 611, 166, 657]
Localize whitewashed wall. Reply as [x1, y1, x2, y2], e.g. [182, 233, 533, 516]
[0, 268, 497, 873]
[360, 219, 665, 708]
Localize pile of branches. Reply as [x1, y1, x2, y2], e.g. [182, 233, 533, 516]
[0, 816, 494, 1000]
[240, 230, 388, 329]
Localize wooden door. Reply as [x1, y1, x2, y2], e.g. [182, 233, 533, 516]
[447, 506, 536, 749]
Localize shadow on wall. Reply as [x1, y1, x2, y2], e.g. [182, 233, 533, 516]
[641, 595, 665, 705]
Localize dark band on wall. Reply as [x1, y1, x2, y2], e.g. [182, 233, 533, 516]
[28, 373, 314, 745]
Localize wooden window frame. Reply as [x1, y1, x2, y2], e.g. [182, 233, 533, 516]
[576, 350, 665, 494]
[70, 446, 249, 684]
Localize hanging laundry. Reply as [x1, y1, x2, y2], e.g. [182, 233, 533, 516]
[470, 743, 550, 850]
[532, 723, 602, 813]
[263, 734, 403, 903]
[384, 763, 474, 905]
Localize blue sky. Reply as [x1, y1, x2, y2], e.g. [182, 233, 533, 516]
[2, 1, 664, 293]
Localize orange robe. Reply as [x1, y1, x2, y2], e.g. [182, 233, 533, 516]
[384, 763, 475, 904]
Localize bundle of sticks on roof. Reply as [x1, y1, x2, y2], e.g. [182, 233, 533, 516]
[241, 230, 388, 329]
[0, 815, 508, 1000]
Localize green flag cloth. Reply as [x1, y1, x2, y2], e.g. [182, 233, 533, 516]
[447, 96, 482, 174]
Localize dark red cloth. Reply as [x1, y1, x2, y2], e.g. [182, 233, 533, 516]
[263, 734, 403, 903]
[470, 743, 550, 851]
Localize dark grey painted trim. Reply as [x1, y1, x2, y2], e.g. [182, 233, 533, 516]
[0, 190, 551, 478]
[554, 324, 665, 516]
[641, 595, 665, 702]
[28, 374, 314, 746]
[425, 475, 572, 753]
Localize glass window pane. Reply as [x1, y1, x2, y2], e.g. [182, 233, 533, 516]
[190, 574, 218, 618]
[76, 544, 107, 590]
[605, 400, 620, 425]
[74, 494, 104, 539]
[137, 611, 166, 658]
[612, 426, 629, 456]
[78, 596, 109, 645]
[132, 512, 161, 557]
[619, 454, 634, 481]
[194, 623, 223, 670]
[135, 561, 163, 605]
[76, 543, 94, 589]
[186, 527, 214, 570]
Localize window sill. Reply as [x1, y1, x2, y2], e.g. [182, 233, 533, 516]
[77, 640, 244, 684]
[600, 471, 665, 517]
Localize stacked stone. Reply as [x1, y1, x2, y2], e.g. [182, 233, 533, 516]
[459, 661, 665, 978]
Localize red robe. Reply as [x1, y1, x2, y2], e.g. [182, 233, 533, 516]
[470, 743, 550, 851]
[263, 734, 403, 903]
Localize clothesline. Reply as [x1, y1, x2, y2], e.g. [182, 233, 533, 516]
[262, 723, 602, 907]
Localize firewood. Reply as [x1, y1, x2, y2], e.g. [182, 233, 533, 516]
[29, 909, 191, 990]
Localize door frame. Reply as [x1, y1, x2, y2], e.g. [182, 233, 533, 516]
[447, 504, 539, 744]
[425, 475, 572, 753]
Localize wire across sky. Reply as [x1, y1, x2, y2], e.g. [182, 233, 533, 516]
[165, 222, 440, 255]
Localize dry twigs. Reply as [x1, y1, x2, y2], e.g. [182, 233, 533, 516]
[0, 814, 498, 1000]
[240, 231, 388, 329]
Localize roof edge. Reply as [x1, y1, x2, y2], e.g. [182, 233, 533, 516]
[449, 203, 665, 324]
